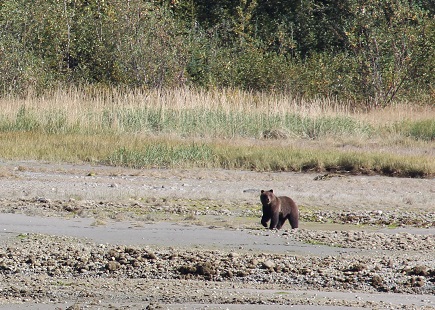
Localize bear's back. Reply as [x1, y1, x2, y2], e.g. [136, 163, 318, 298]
[278, 195, 297, 213]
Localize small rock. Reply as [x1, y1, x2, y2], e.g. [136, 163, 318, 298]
[371, 274, 383, 287]
[37, 197, 50, 203]
[412, 265, 429, 276]
[195, 262, 215, 276]
[262, 260, 275, 270]
[410, 276, 425, 287]
[348, 263, 367, 272]
[106, 261, 120, 271]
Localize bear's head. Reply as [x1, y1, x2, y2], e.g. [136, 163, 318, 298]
[260, 189, 276, 205]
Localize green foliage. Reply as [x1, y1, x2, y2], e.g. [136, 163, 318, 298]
[342, 1, 434, 104]
[0, 0, 434, 104]
[390, 119, 435, 141]
[289, 115, 373, 139]
[175, 0, 434, 103]
[15, 106, 39, 131]
[111, 2, 188, 87]
[406, 119, 435, 141]
[45, 109, 68, 134]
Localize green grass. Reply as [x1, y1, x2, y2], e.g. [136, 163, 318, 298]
[274, 292, 290, 295]
[0, 129, 433, 178]
[17, 233, 29, 240]
[106, 143, 216, 168]
[0, 104, 373, 139]
[406, 119, 435, 141]
[0, 88, 434, 177]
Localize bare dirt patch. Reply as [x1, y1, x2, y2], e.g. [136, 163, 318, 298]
[0, 160, 434, 309]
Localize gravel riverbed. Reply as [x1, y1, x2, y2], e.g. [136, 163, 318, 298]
[0, 160, 434, 309]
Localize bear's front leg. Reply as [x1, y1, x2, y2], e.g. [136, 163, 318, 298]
[261, 215, 269, 228]
[269, 213, 279, 229]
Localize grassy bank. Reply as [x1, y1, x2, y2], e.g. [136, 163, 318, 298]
[0, 88, 434, 177]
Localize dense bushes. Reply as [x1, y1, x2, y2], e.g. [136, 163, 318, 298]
[0, 0, 434, 105]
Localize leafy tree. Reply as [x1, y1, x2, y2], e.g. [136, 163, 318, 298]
[343, 0, 434, 104]
[0, 0, 433, 104]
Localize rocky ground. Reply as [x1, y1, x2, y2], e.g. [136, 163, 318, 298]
[0, 160, 434, 309]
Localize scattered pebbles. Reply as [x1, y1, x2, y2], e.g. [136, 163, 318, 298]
[0, 233, 433, 297]
[0, 197, 434, 308]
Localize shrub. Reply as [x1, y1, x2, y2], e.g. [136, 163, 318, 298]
[408, 120, 435, 141]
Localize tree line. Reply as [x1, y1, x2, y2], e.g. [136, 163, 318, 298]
[0, 0, 434, 105]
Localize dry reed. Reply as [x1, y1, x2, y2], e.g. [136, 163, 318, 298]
[0, 87, 434, 177]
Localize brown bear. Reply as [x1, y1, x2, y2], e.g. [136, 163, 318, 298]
[260, 189, 299, 230]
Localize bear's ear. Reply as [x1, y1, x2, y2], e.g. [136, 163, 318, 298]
[269, 189, 273, 193]
[261, 190, 265, 193]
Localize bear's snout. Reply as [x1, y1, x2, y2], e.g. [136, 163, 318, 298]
[260, 195, 271, 205]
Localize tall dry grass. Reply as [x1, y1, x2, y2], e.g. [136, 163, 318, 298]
[0, 87, 369, 137]
[2, 87, 433, 124]
[0, 87, 354, 118]
[0, 87, 434, 176]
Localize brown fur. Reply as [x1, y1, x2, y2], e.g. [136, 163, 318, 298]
[260, 189, 299, 230]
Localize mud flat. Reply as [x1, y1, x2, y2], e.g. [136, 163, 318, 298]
[0, 160, 434, 309]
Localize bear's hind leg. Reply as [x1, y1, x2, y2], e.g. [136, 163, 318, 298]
[288, 214, 299, 229]
[276, 216, 286, 229]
